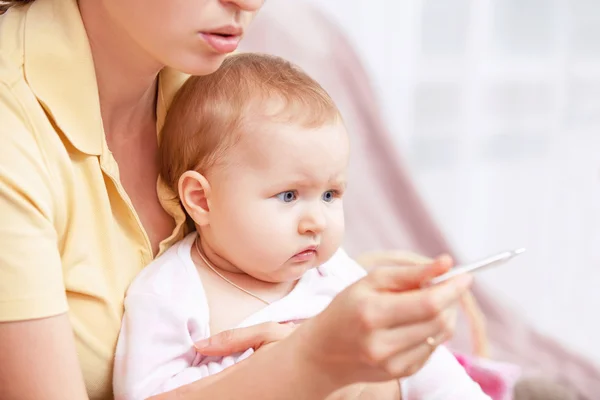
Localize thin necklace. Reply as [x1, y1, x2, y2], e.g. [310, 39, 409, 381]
[194, 237, 271, 305]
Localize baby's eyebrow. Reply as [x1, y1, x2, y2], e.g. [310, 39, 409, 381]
[269, 173, 347, 190]
[329, 175, 347, 188]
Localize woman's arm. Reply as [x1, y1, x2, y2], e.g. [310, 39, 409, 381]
[0, 90, 89, 399]
[0, 316, 336, 400]
[326, 381, 402, 400]
[0, 315, 89, 400]
[151, 336, 342, 400]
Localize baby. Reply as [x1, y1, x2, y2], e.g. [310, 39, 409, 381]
[113, 53, 490, 400]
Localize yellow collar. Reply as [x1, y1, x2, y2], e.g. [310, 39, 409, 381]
[23, 0, 188, 156]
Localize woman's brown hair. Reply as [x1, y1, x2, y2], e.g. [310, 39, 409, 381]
[0, 0, 34, 13]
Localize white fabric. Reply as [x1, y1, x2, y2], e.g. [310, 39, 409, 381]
[113, 233, 490, 400]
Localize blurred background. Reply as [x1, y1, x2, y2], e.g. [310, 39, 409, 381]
[242, 0, 600, 397]
[308, 0, 600, 366]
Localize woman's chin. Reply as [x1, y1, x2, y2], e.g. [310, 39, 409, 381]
[174, 53, 229, 76]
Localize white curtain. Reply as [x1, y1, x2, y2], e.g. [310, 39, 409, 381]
[309, 0, 600, 364]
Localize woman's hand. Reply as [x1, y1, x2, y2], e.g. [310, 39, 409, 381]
[355, 250, 434, 271]
[291, 255, 471, 387]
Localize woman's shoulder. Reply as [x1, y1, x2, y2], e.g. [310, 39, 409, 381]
[0, 5, 27, 86]
[0, 76, 62, 220]
[0, 5, 36, 141]
[0, 13, 60, 162]
[0, 69, 74, 226]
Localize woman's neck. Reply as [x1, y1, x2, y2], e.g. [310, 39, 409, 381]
[78, 0, 161, 138]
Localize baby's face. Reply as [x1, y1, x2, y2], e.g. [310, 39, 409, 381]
[204, 120, 349, 283]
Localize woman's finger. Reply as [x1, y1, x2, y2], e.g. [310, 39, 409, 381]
[383, 338, 440, 379]
[360, 273, 471, 330]
[194, 321, 296, 356]
[365, 255, 454, 292]
[362, 307, 457, 366]
[355, 250, 435, 270]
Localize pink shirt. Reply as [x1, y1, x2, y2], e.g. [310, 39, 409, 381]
[113, 233, 490, 400]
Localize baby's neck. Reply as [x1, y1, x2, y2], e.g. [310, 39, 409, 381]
[191, 236, 298, 306]
[195, 238, 245, 275]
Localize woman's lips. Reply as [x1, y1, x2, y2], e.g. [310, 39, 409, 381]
[200, 32, 241, 54]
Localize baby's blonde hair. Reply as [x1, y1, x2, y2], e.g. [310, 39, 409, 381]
[159, 53, 342, 194]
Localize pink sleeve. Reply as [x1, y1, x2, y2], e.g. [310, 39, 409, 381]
[113, 293, 213, 400]
[401, 345, 492, 400]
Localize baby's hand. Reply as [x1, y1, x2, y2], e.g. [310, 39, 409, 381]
[326, 381, 401, 400]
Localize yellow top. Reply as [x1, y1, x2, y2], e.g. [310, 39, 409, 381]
[0, 0, 188, 398]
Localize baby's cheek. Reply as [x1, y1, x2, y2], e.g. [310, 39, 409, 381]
[245, 216, 293, 253]
[328, 212, 346, 244]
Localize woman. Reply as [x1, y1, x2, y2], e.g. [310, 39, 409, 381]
[0, 0, 473, 399]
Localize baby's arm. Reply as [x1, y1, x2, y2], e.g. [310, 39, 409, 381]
[401, 345, 491, 400]
[113, 292, 248, 400]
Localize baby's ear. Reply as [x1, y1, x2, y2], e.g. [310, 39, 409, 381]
[178, 171, 211, 226]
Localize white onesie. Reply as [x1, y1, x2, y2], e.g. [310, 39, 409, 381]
[113, 233, 490, 400]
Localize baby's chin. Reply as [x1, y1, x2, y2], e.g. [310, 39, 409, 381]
[256, 261, 320, 283]
[286, 263, 319, 280]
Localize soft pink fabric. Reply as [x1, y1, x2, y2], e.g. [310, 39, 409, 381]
[454, 352, 522, 400]
[240, 2, 600, 399]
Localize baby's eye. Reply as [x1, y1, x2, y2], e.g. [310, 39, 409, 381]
[322, 190, 336, 203]
[276, 191, 297, 203]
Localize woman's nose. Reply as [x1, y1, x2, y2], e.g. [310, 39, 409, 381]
[222, 0, 264, 12]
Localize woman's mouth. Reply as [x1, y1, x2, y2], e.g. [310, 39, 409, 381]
[200, 26, 243, 54]
[200, 33, 241, 54]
